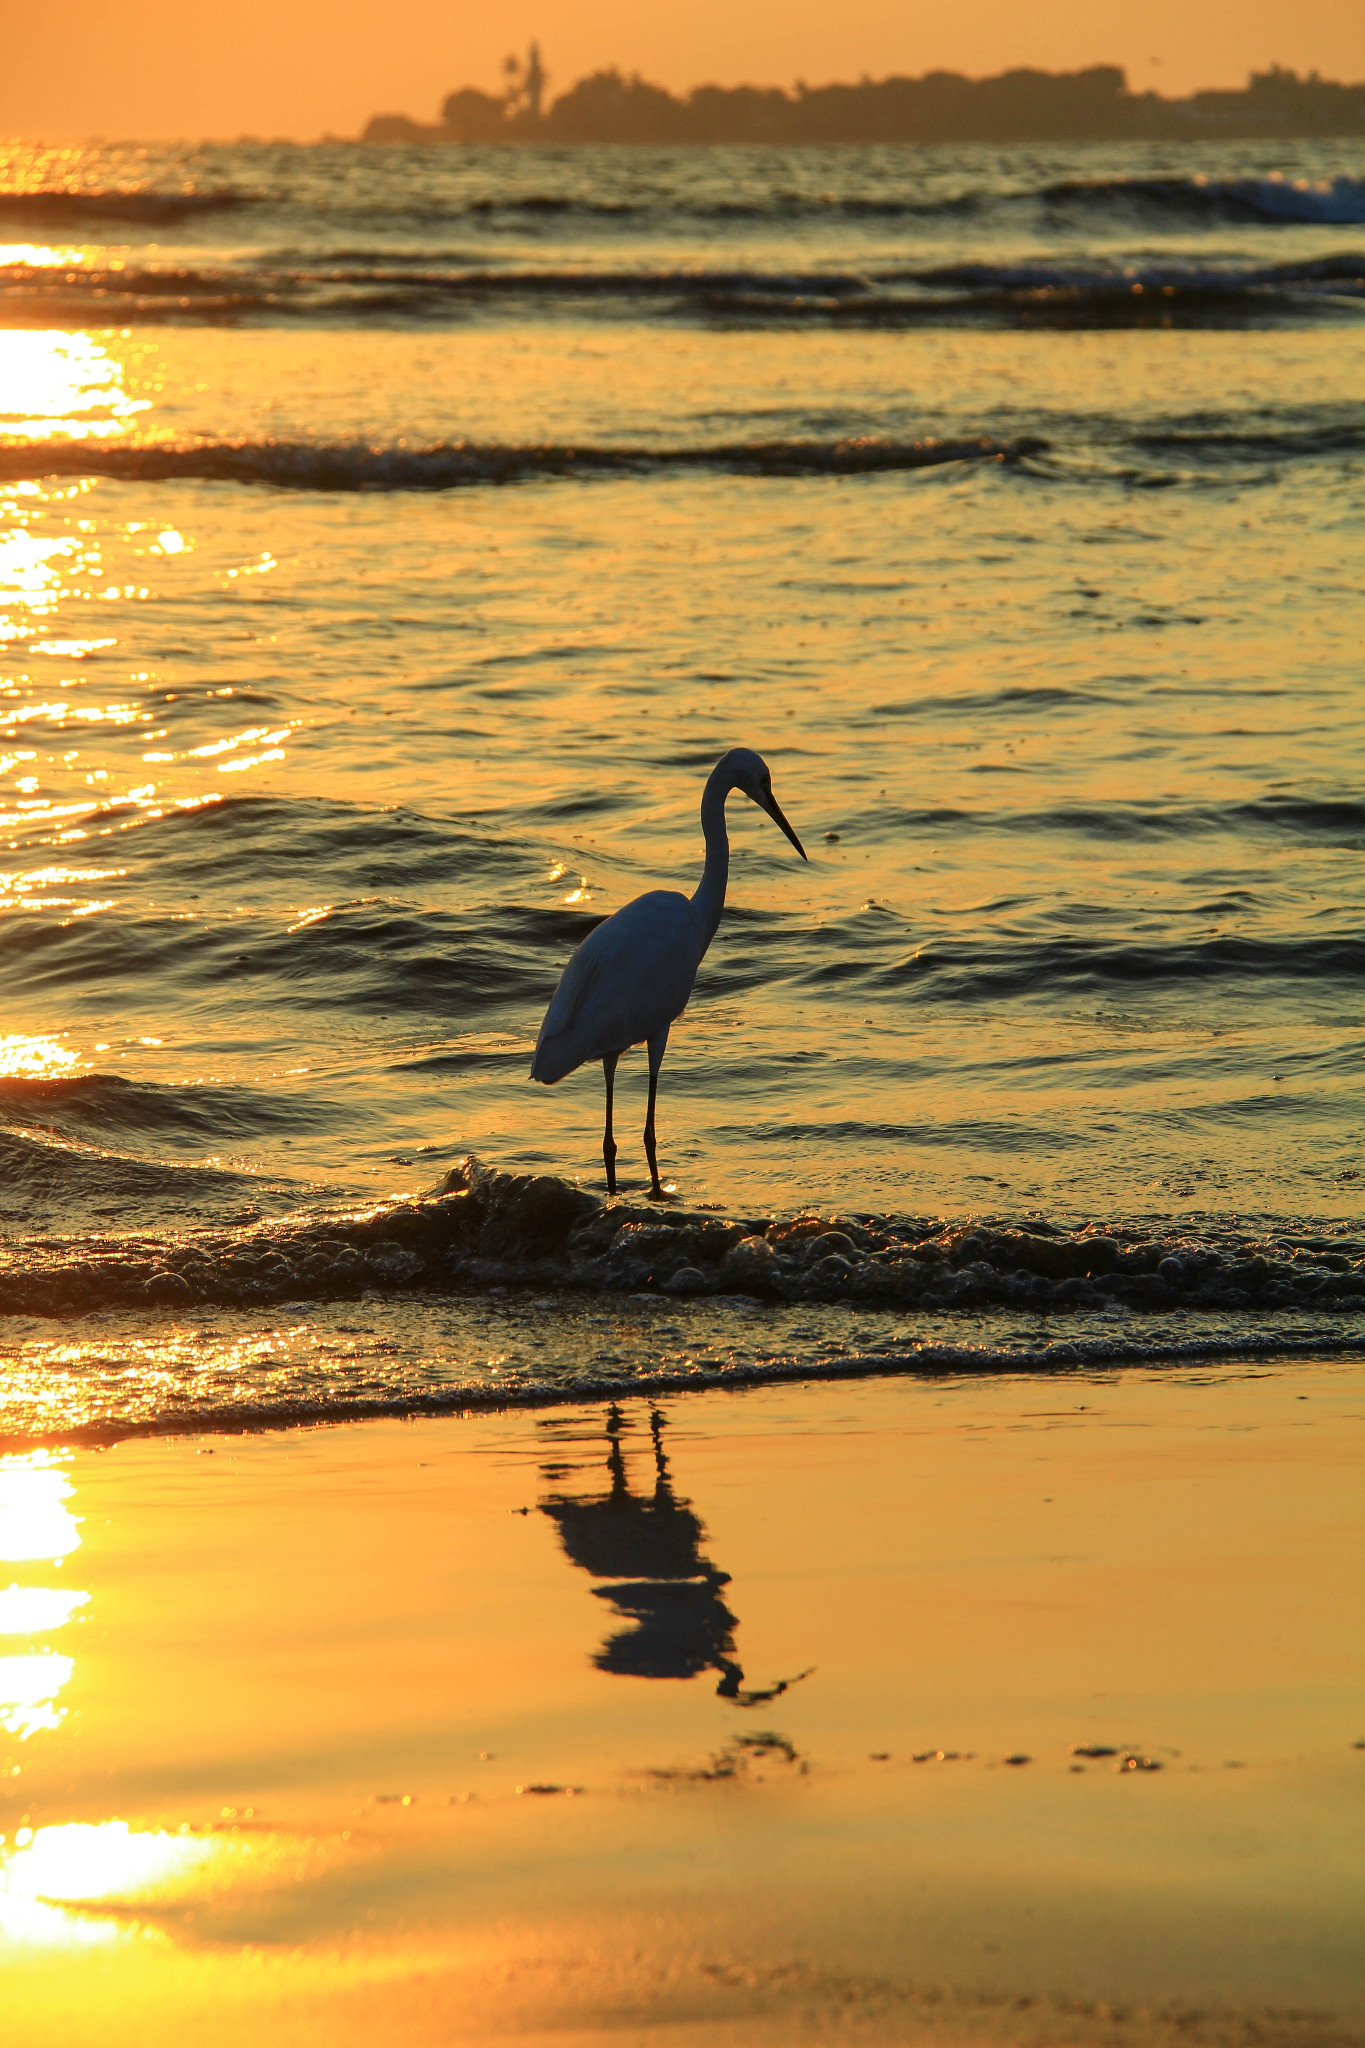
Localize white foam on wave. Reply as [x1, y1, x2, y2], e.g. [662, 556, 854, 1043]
[1195, 172, 1365, 224]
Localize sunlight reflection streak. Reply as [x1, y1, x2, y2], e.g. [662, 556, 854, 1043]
[0, 332, 149, 443]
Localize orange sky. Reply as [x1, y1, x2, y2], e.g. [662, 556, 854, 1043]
[5, 0, 1365, 142]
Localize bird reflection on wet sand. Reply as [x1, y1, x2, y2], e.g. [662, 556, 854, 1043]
[538, 1405, 809, 1704]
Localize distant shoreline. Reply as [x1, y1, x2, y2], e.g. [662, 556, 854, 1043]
[364, 60, 1365, 147]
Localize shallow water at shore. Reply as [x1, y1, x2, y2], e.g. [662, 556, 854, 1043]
[0, 1154, 1363, 1448]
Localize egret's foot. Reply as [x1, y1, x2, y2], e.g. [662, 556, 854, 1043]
[647, 1180, 678, 1204]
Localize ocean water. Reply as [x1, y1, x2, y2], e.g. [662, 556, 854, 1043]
[1, 137, 1363, 1444]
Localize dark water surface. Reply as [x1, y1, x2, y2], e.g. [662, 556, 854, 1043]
[1, 139, 1363, 1442]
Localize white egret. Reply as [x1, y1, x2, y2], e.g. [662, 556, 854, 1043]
[531, 748, 807, 1198]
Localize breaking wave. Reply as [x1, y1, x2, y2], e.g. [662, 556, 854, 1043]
[0, 432, 1045, 490]
[1040, 172, 1365, 226]
[3, 1155, 1363, 1324]
[4, 251, 1363, 331]
[0, 187, 249, 227]
[5, 169, 1365, 239]
[4, 417, 1363, 494]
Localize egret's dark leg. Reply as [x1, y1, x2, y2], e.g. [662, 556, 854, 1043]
[643, 1026, 671, 1200]
[649, 1407, 670, 1493]
[602, 1051, 619, 1196]
[605, 1403, 626, 1497]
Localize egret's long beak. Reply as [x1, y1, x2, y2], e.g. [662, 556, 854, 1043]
[757, 786, 808, 861]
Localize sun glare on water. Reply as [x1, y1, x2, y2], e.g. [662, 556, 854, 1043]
[0, 1454, 309, 1953]
[0, 1587, 89, 1633]
[0, 331, 149, 444]
[0, 244, 86, 270]
[0, 1453, 82, 1562]
[0, 1455, 86, 1740]
[0, 1815, 331, 1952]
[0, 1822, 223, 1948]
[0, 1033, 81, 1078]
[0, 1650, 75, 1739]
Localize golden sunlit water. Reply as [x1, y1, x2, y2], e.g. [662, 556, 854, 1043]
[0, 131, 1363, 2046]
[0, 139, 1361, 1415]
[4, 149, 1365, 1353]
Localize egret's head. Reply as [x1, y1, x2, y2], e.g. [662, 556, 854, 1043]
[723, 748, 807, 861]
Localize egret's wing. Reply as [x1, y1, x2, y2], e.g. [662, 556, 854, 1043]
[532, 891, 701, 1083]
[536, 924, 608, 1046]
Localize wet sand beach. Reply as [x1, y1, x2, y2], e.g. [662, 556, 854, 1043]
[3, 1362, 1362, 2045]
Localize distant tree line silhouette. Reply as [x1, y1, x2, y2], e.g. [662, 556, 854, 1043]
[364, 56, 1365, 144]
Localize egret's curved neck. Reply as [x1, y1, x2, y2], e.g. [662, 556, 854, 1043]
[690, 761, 735, 952]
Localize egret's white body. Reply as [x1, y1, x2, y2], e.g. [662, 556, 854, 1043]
[531, 748, 806, 1196]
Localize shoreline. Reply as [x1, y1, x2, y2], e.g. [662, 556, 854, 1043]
[3, 1321, 1365, 1454]
[3, 1159, 1363, 1452]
